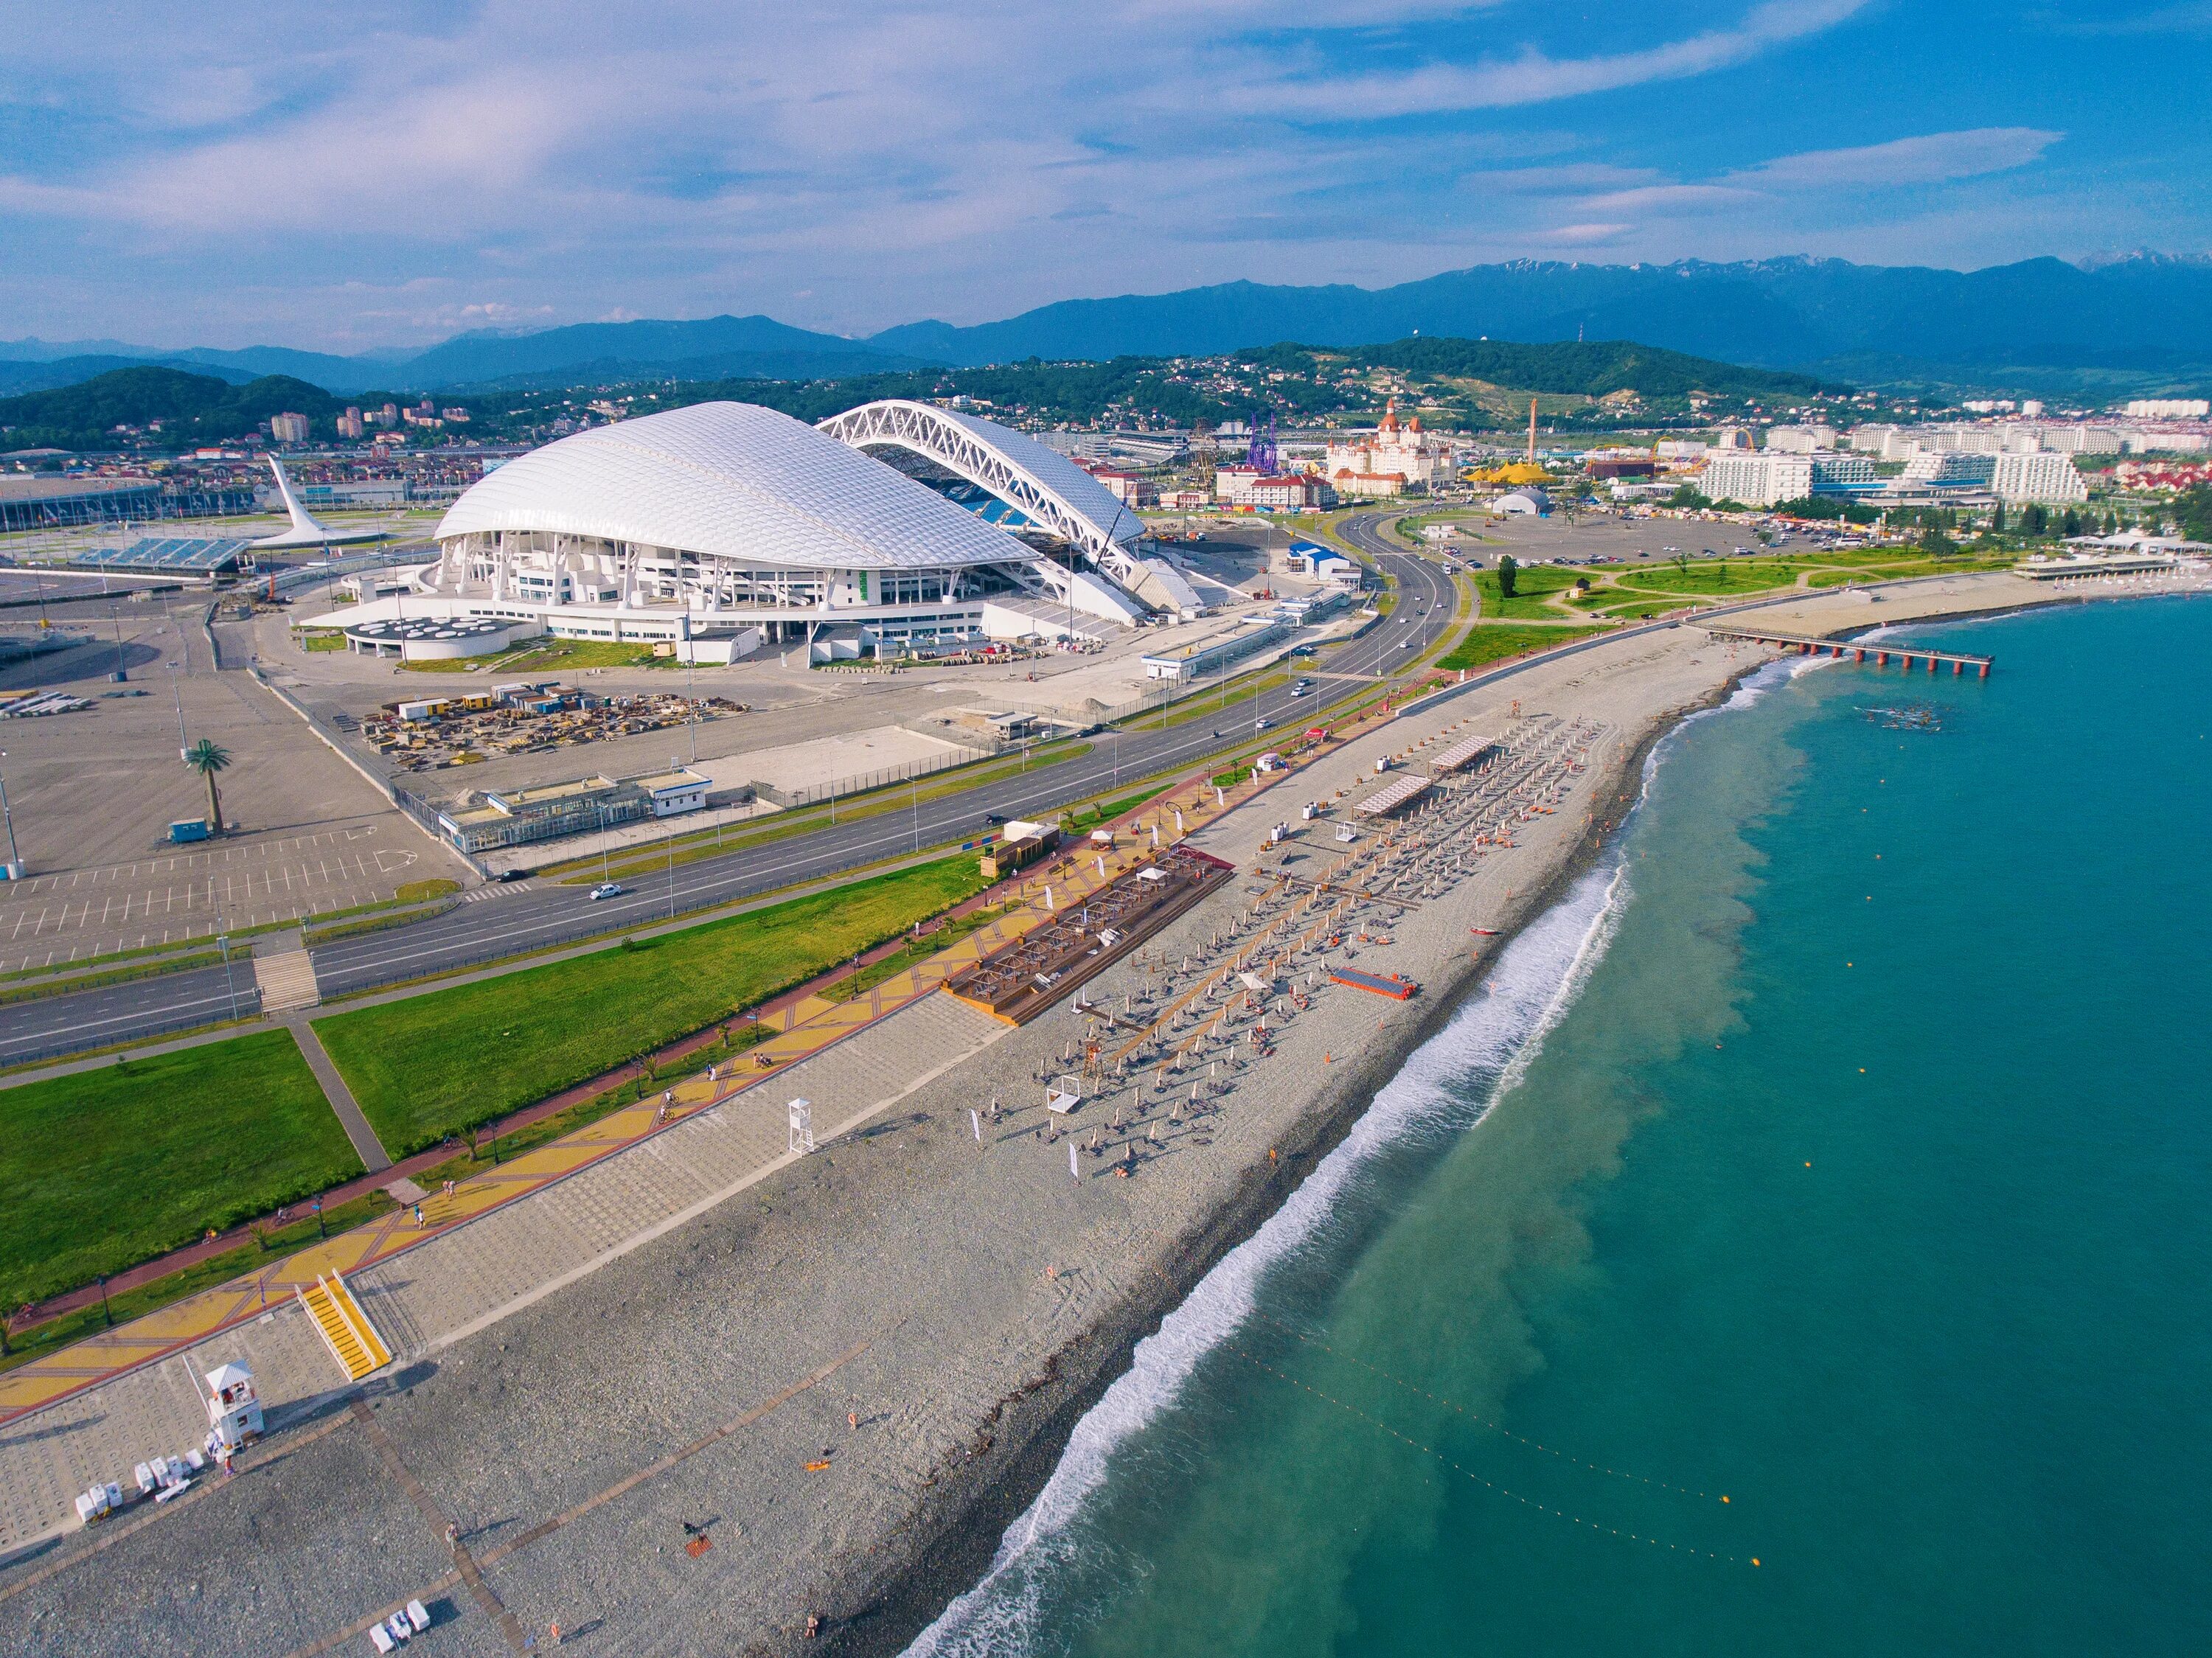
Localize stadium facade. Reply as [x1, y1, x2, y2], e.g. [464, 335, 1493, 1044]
[314, 400, 1196, 660]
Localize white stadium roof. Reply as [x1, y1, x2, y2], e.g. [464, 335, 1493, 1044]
[435, 402, 1041, 571]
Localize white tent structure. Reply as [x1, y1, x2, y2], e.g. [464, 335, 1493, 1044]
[250, 457, 389, 549]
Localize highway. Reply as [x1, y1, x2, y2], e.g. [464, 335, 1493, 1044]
[0, 518, 1455, 1064]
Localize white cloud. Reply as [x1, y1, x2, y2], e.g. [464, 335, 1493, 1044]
[1729, 128, 2066, 188]
[1241, 0, 1874, 116]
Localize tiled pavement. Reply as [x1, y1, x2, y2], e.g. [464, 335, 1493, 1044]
[0, 992, 1004, 1558]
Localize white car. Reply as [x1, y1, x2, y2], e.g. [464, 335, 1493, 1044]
[590, 882, 625, 901]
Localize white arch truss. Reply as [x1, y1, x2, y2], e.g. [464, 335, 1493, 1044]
[817, 400, 1148, 588]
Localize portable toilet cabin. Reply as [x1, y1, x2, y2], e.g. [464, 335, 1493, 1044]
[201, 1362, 264, 1450]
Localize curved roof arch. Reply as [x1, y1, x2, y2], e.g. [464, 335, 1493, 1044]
[815, 400, 1142, 575]
[434, 401, 1039, 571]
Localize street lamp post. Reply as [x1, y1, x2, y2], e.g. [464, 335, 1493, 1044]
[168, 663, 189, 759]
[217, 926, 241, 1023]
[684, 657, 698, 764]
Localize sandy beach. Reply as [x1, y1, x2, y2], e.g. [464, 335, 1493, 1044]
[0, 570, 2196, 1658]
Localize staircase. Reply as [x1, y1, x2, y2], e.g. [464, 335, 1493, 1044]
[300, 1272, 392, 1382]
[252, 949, 320, 1012]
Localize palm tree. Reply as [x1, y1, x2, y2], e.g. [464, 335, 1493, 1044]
[184, 738, 232, 834]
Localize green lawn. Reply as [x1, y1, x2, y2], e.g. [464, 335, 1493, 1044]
[0, 1030, 362, 1309]
[1474, 567, 1582, 619]
[1604, 559, 1807, 596]
[315, 855, 992, 1156]
[1437, 623, 1610, 672]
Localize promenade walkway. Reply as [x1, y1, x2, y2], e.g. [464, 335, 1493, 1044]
[0, 719, 1391, 1556]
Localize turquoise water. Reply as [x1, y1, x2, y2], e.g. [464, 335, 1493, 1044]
[913, 596, 2212, 1658]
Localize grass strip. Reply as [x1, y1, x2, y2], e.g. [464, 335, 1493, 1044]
[1437, 623, 1610, 673]
[315, 855, 991, 1157]
[0, 1029, 365, 1311]
[302, 899, 459, 948]
[0, 950, 223, 1009]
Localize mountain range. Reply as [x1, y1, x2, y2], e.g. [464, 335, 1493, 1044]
[5, 254, 2209, 399]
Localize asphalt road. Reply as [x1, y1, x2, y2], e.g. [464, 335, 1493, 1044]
[1, 521, 1455, 1064]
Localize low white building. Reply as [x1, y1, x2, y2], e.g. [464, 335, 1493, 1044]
[1991, 450, 2089, 504]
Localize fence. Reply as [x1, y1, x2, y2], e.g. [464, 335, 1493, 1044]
[751, 742, 992, 810]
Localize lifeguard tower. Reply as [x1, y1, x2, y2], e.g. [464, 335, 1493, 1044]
[201, 1362, 264, 1452]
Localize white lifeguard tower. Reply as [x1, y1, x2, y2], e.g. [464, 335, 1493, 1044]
[201, 1361, 264, 1451]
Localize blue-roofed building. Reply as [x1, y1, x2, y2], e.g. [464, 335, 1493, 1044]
[69, 537, 254, 578]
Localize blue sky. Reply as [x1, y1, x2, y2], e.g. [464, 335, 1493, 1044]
[1, 0, 2206, 351]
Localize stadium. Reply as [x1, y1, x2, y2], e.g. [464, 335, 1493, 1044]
[319, 400, 1204, 661]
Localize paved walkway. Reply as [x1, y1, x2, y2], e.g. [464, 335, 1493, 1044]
[0, 713, 1390, 1434]
[281, 1015, 390, 1171]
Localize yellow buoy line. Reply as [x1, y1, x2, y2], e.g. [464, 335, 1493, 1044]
[1247, 1307, 1726, 1502]
[1229, 1345, 1759, 1567]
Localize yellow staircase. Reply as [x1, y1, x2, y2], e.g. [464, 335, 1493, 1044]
[300, 1272, 392, 1382]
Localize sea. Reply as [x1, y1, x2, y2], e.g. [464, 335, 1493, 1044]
[907, 594, 2212, 1658]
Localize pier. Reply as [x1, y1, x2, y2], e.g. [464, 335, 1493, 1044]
[1702, 625, 1992, 677]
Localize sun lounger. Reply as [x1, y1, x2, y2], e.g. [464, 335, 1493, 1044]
[368, 1624, 395, 1654]
[406, 1601, 431, 1633]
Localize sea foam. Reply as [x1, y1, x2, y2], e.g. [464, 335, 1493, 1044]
[906, 829, 1644, 1656]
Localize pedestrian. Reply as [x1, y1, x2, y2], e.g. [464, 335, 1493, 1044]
[413, 1202, 424, 1228]
[445, 1522, 459, 1554]
[848, 1410, 858, 1432]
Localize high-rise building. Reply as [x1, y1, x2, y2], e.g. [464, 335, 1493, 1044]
[1764, 425, 1837, 453]
[1991, 451, 2089, 504]
[336, 408, 364, 440]
[268, 411, 310, 444]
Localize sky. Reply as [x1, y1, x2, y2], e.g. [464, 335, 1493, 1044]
[1, 0, 2207, 352]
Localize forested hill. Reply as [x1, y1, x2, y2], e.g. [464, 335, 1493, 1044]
[647, 335, 1834, 433]
[0, 367, 343, 451]
[1242, 338, 1831, 401]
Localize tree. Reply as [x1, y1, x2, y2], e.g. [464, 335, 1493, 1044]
[184, 738, 231, 833]
[1496, 554, 1518, 598]
[2177, 487, 2212, 544]
[1671, 551, 1691, 577]
[1919, 526, 1959, 560]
